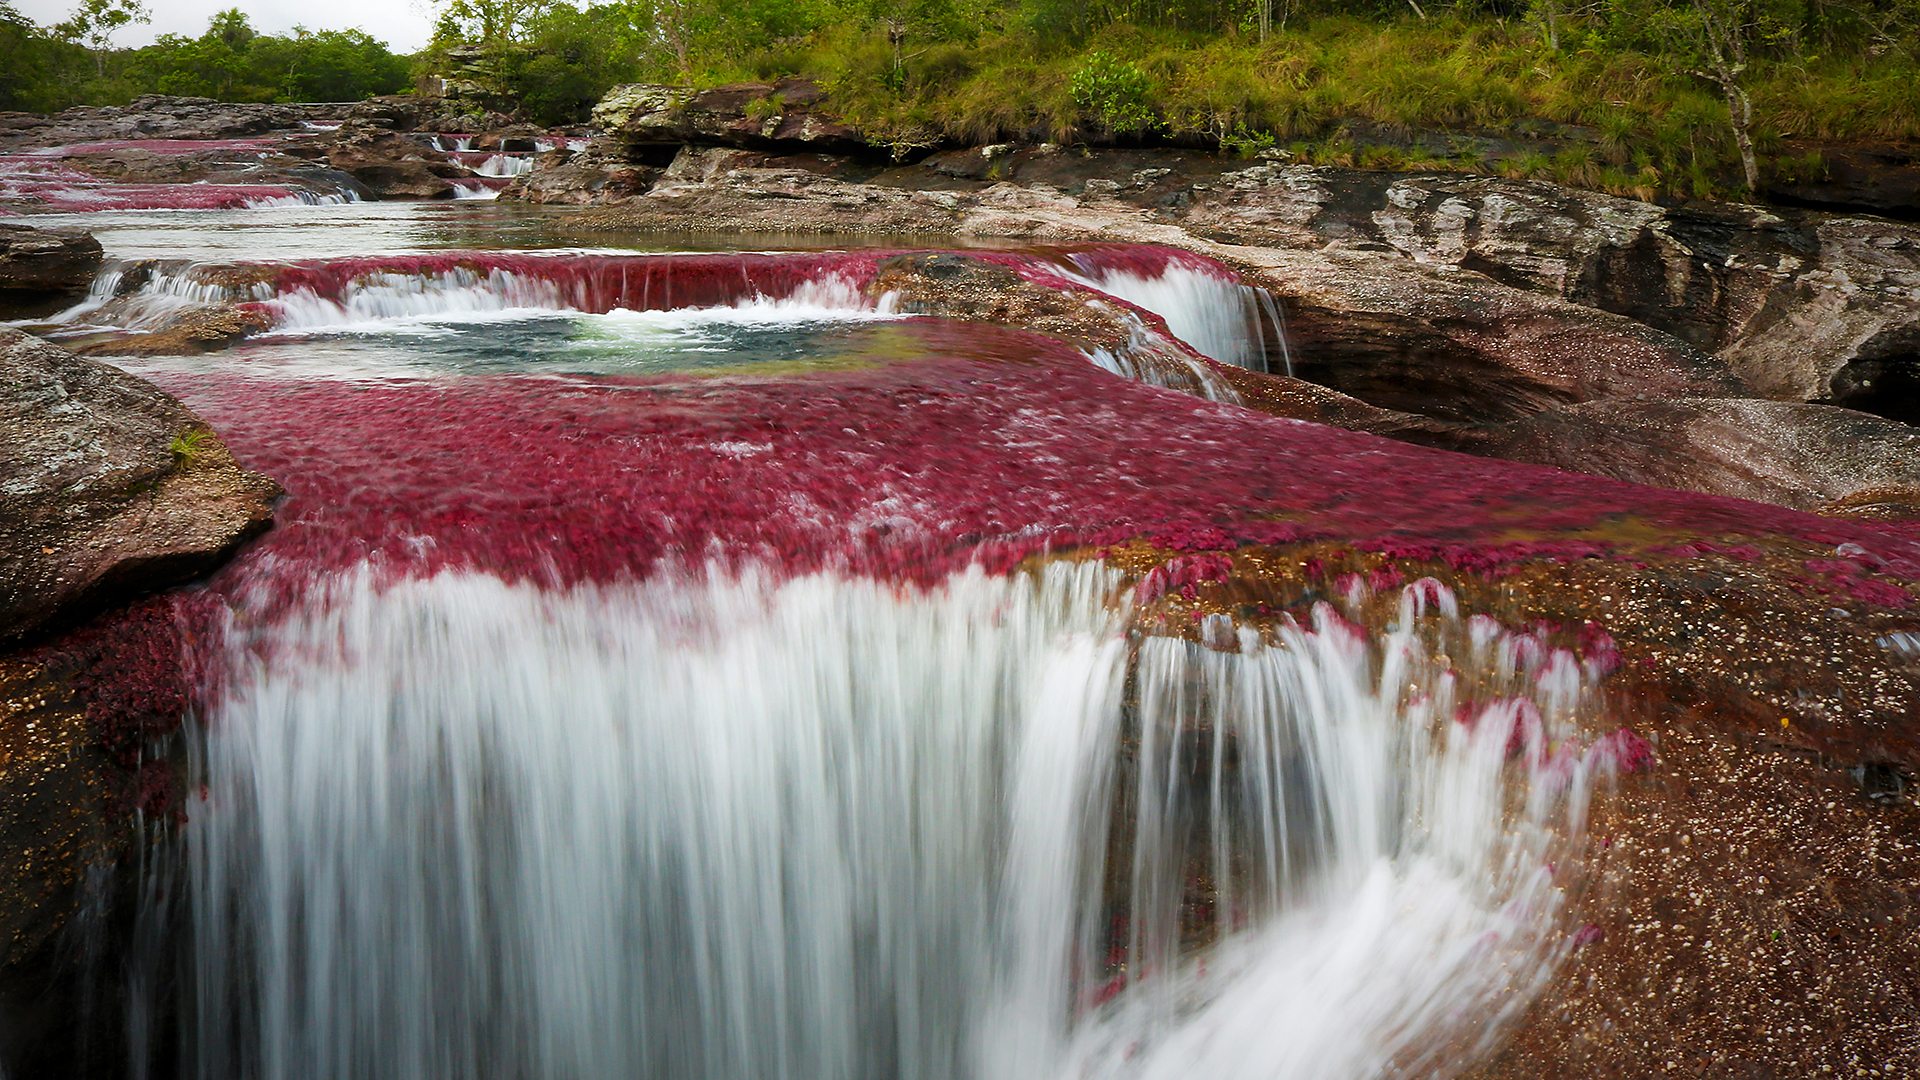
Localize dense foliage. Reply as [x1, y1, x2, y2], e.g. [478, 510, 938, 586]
[0, 4, 409, 110]
[4, 0, 1917, 198]
[418, 0, 1917, 195]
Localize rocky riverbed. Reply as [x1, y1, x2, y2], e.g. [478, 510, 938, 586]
[0, 89, 1915, 1078]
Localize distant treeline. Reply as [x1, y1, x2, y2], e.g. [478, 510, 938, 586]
[0, 2, 409, 111]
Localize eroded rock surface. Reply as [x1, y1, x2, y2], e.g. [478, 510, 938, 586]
[1481, 398, 1920, 514]
[300, 129, 466, 199]
[1174, 167, 1920, 420]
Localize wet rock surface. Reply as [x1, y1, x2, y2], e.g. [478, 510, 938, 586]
[1158, 165, 1920, 420]
[1479, 397, 1920, 514]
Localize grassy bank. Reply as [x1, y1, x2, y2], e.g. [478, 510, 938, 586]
[730, 16, 1918, 200]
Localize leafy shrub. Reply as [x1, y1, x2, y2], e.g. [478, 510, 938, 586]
[1069, 51, 1160, 133]
[1218, 121, 1276, 157]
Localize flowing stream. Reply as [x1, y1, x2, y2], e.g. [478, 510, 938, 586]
[13, 202, 1617, 1079]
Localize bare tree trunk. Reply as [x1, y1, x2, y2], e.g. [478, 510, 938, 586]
[1698, 1, 1759, 192]
[1720, 77, 1759, 191]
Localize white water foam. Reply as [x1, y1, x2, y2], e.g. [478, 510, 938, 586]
[38, 261, 230, 329]
[179, 561, 1611, 1080]
[32, 261, 902, 341]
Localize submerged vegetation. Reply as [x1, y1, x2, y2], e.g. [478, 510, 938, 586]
[4, 0, 1918, 199]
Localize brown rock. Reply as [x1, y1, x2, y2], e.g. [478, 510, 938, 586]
[1176, 165, 1920, 423]
[0, 224, 101, 311]
[323, 131, 462, 199]
[69, 304, 273, 357]
[1478, 397, 1920, 512]
[0, 328, 278, 643]
[1235, 250, 1745, 422]
[507, 148, 659, 205]
[0, 94, 347, 153]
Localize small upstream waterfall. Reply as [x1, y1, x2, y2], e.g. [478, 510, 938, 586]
[178, 561, 1612, 1080]
[257, 268, 896, 332]
[473, 154, 535, 178]
[240, 189, 361, 209]
[1065, 252, 1292, 376]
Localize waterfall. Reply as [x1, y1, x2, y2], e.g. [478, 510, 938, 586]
[38, 253, 906, 334]
[241, 190, 361, 209]
[472, 154, 534, 178]
[178, 560, 1617, 1080]
[1063, 250, 1292, 376]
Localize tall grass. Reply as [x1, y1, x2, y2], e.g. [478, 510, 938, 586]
[725, 14, 1919, 199]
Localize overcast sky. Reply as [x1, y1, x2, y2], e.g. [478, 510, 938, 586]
[13, 0, 441, 52]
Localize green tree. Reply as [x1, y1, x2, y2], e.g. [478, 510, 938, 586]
[54, 0, 148, 75]
[434, 0, 553, 45]
[0, 2, 65, 110]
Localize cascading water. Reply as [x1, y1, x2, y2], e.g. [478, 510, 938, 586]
[239, 190, 361, 210]
[472, 153, 535, 178]
[175, 560, 1617, 1080]
[32, 247, 1262, 403]
[1064, 249, 1292, 376]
